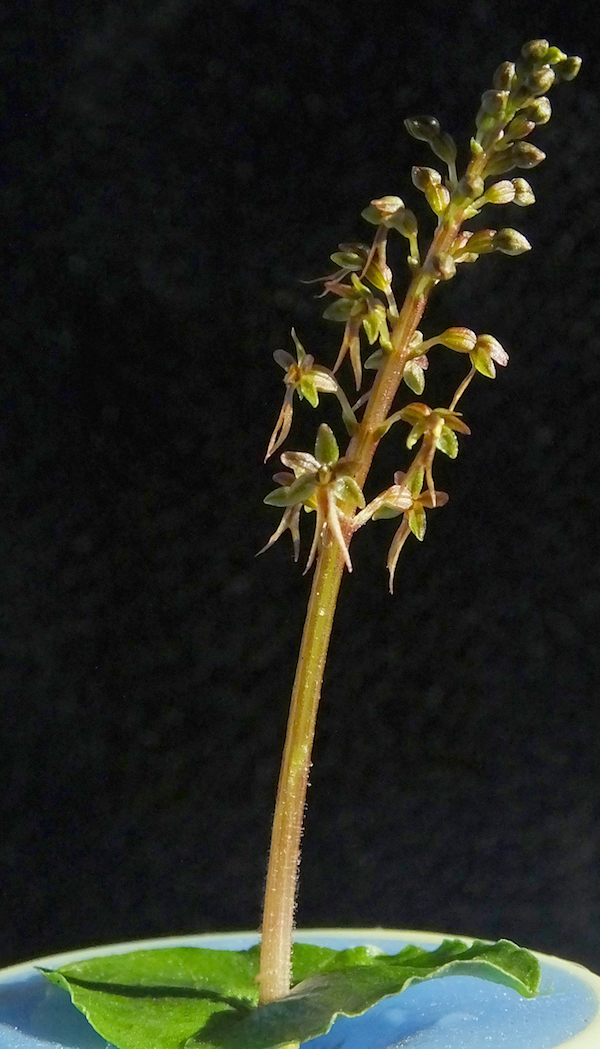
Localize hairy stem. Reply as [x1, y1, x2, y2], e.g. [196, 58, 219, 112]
[259, 538, 345, 1003]
[259, 210, 466, 1005]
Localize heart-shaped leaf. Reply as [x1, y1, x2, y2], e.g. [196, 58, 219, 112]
[42, 938, 540, 1049]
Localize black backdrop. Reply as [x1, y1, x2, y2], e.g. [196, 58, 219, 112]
[2, 0, 599, 972]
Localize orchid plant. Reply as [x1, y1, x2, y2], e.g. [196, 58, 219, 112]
[43, 40, 581, 1049]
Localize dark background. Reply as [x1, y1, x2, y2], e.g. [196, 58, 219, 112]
[2, 0, 599, 972]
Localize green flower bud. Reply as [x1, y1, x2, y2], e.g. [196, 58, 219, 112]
[438, 327, 477, 352]
[512, 178, 535, 206]
[479, 89, 508, 116]
[521, 97, 552, 125]
[404, 115, 441, 142]
[505, 115, 536, 140]
[526, 66, 555, 96]
[511, 85, 534, 108]
[554, 56, 582, 81]
[485, 180, 516, 204]
[412, 166, 449, 214]
[466, 229, 497, 254]
[493, 61, 517, 91]
[315, 423, 339, 467]
[511, 141, 546, 168]
[494, 228, 532, 255]
[426, 252, 456, 280]
[521, 39, 550, 64]
[545, 47, 567, 65]
[412, 166, 442, 190]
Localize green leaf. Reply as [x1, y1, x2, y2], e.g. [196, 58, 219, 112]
[405, 422, 424, 449]
[330, 250, 363, 270]
[322, 298, 354, 322]
[315, 423, 339, 466]
[471, 345, 497, 378]
[436, 425, 459, 458]
[373, 505, 403, 520]
[408, 504, 427, 540]
[361, 203, 383, 225]
[39, 947, 260, 1049]
[407, 466, 424, 497]
[333, 475, 366, 509]
[42, 939, 541, 1049]
[298, 378, 319, 408]
[290, 328, 306, 363]
[403, 362, 425, 395]
[264, 475, 317, 506]
[364, 347, 385, 370]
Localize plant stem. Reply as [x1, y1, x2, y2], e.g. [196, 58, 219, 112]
[259, 212, 465, 1005]
[259, 538, 345, 1003]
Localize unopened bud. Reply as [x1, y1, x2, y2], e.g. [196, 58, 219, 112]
[522, 97, 552, 125]
[439, 327, 477, 352]
[494, 228, 532, 255]
[427, 253, 456, 281]
[511, 142, 546, 169]
[511, 84, 534, 108]
[480, 89, 509, 116]
[555, 55, 582, 81]
[512, 178, 535, 206]
[505, 115, 534, 141]
[412, 166, 449, 214]
[485, 180, 516, 204]
[466, 229, 497, 254]
[411, 166, 442, 191]
[545, 47, 567, 65]
[526, 66, 555, 96]
[493, 61, 517, 91]
[404, 115, 441, 142]
[521, 39, 550, 64]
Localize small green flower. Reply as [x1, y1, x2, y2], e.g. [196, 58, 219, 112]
[265, 330, 357, 461]
[420, 328, 509, 378]
[395, 402, 471, 455]
[353, 470, 449, 593]
[324, 274, 392, 389]
[261, 425, 365, 572]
